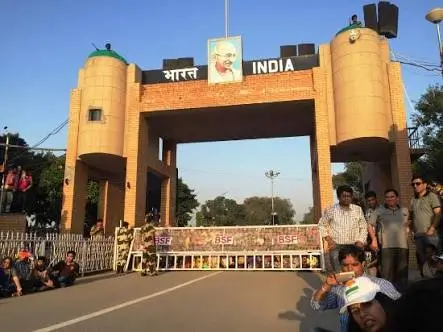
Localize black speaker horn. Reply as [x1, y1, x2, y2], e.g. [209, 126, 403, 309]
[162, 59, 179, 70]
[363, 4, 378, 32]
[280, 45, 298, 58]
[298, 43, 316, 56]
[177, 57, 194, 68]
[378, 1, 399, 39]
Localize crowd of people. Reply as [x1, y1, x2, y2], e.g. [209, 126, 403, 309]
[0, 165, 33, 213]
[0, 249, 80, 297]
[312, 174, 443, 332]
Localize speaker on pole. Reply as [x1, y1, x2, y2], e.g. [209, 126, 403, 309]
[363, 3, 378, 32]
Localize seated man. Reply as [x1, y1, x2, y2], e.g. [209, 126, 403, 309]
[0, 257, 23, 297]
[14, 249, 33, 292]
[311, 245, 401, 332]
[30, 256, 55, 291]
[51, 251, 80, 287]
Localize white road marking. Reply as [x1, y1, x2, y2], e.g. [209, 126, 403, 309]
[32, 272, 223, 332]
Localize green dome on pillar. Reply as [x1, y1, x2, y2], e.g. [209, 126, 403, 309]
[88, 48, 128, 64]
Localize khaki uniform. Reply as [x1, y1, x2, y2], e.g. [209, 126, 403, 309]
[140, 221, 157, 276]
[116, 226, 133, 273]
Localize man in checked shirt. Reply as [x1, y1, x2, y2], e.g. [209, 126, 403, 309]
[319, 185, 369, 272]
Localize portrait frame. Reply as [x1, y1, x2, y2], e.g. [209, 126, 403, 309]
[207, 36, 243, 85]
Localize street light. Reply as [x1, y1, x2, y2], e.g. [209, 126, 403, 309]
[265, 170, 280, 225]
[425, 8, 443, 76]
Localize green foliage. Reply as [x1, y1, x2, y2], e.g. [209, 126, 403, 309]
[197, 195, 295, 226]
[332, 162, 363, 197]
[199, 196, 246, 226]
[412, 84, 443, 183]
[243, 196, 295, 225]
[176, 178, 199, 227]
[300, 206, 315, 225]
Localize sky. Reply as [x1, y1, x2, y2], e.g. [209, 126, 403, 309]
[0, 0, 441, 219]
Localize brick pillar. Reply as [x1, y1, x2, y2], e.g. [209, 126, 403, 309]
[160, 139, 177, 227]
[387, 63, 412, 208]
[97, 180, 106, 220]
[124, 114, 149, 228]
[312, 67, 334, 221]
[387, 62, 415, 269]
[61, 160, 88, 234]
[101, 181, 125, 236]
[61, 88, 88, 234]
[361, 161, 393, 200]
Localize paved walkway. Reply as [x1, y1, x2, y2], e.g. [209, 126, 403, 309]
[0, 271, 339, 332]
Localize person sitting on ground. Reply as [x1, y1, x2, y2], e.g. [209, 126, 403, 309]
[311, 245, 401, 332]
[422, 244, 439, 278]
[51, 251, 80, 287]
[340, 276, 397, 332]
[14, 248, 33, 292]
[0, 257, 23, 297]
[30, 256, 55, 291]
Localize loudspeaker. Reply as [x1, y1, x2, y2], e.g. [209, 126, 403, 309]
[280, 45, 298, 58]
[177, 57, 194, 68]
[298, 43, 316, 56]
[378, 1, 399, 39]
[363, 3, 378, 32]
[162, 59, 179, 70]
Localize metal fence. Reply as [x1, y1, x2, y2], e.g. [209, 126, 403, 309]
[0, 232, 116, 276]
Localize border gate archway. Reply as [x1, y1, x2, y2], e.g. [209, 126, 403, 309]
[61, 27, 412, 236]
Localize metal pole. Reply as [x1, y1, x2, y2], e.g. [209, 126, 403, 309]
[0, 133, 10, 214]
[436, 23, 443, 76]
[271, 177, 275, 225]
[224, 0, 229, 38]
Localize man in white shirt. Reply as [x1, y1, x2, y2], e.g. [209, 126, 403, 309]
[318, 185, 368, 272]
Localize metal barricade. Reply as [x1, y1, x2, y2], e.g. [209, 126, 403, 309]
[123, 225, 325, 272]
[0, 231, 115, 276]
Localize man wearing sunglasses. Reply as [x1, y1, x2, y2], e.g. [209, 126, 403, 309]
[409, 175, 441, 278]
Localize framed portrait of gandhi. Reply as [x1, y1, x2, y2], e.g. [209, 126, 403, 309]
[207, 36, 243, 84]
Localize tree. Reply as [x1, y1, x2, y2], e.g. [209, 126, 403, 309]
[199, 196, 245, 226]
[300, 206, 315, 224]
[176, 178, 199, 227]
[412, 84, 443, 183]
[243, 196, 295, 225]
[332, 162, 364, 197]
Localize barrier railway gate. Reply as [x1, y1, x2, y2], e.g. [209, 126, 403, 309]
[117, 225, 325, 272]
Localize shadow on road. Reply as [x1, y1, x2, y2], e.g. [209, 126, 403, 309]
[278, 272, 336, 332]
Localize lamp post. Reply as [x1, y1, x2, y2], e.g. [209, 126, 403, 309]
[425, 8, 443, 77]
[265, 170, 280, 225]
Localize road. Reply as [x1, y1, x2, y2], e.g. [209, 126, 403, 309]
[0, 271, 339, 332]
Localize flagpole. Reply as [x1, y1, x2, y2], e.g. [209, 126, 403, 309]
[224, 0, 229, 38]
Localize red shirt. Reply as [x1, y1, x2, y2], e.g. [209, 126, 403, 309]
[18, 175, 32, 191]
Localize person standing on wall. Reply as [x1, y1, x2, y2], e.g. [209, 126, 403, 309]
[318, 185, 368, 272]
[409, 175, 441, 278]
[369, 189, 409, 292]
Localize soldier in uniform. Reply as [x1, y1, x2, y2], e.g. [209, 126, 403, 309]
[90, 219, 105, 238]
[140, 213, 158, 276]
[116, 221, 133, 274]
